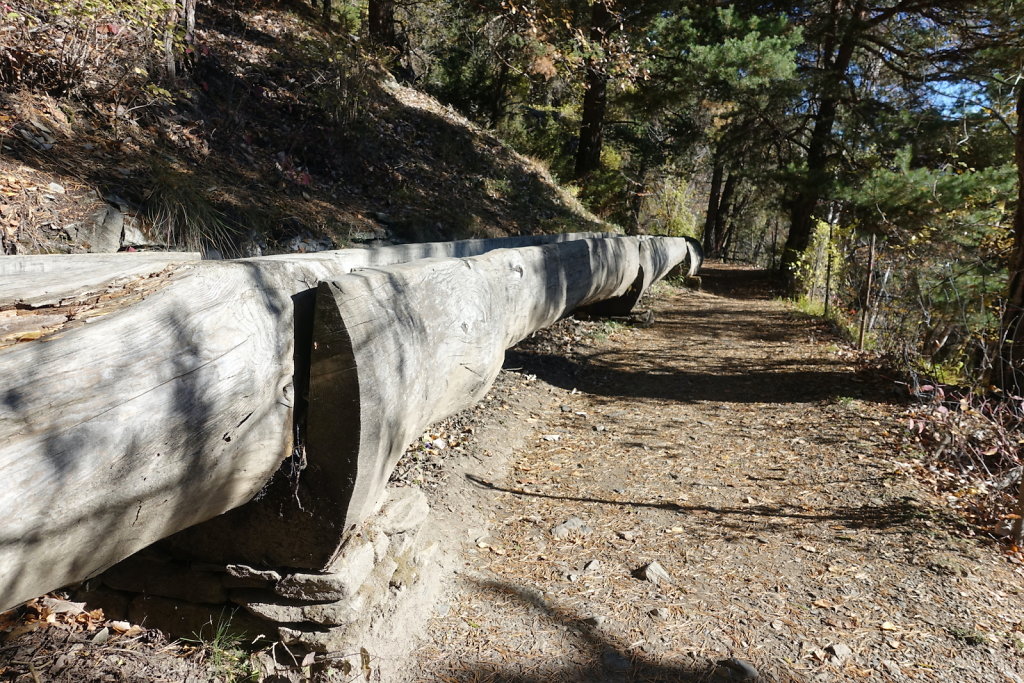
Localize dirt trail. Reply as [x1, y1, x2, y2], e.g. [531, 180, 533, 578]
[409, 264, 1024, 683]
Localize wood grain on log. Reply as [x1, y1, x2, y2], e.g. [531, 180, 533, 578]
[175, 238, 678, 569]
[0, 233, 610, 610]
[0, 252, 201, 308]
[0, 232, 696, 608]
[319, 238, 646, 539]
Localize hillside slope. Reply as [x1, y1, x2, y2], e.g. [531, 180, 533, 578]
[0, 0, 606, 257]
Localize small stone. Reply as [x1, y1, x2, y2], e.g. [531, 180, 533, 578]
[635, 560, 672, 585]
[276, 542, 375, 601]
[593, 425, 606, 432]
[378, 488, 430, 534]
[584, 615, 606, 627]
[83, 205, 124, 252]
[431, 438, 448, 450]
[121, 217, 160, 248]
[542, 434, 561, 442]
[880, 660, 901, 675]
[226, 565, 282, 583]
[371, 530, 391, 563]
[91, 627, 110, 644]
[47, 182, 65, 194]
[560, 404, 572, 412]
[648, 607, 670, 619]
[827, 642, 853, 662]
[231, 590, 307, 622]
[413, 542, 439, 568]
[303, 596, 365, 626]
[583, 560, 600, 573]
[617, 530, 637, 541]
[278, 625, 351, 653]
[551, 517, 593, 539]
[717, 657, 759, 680]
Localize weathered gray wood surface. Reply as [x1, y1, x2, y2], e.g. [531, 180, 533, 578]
[0, 233, 611, 610]
[581, 236, 702, 316]
[173, 237, 695, 569]
[314, 238, 648, 548]
[0, 232, 696, 609]
[0, 252, 202, 308]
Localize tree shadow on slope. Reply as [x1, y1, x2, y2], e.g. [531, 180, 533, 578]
[3, 0, 602, 254]
[434, 579, 806, 683]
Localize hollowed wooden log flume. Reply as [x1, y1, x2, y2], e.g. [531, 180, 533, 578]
[0, 233, 701, 610]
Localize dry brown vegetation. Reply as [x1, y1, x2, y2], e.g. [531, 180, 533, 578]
[0, 0, 603, 256]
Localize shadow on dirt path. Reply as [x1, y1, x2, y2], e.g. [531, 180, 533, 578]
[412, 264, 1024, 683]
[697, 262, 784, 300]
[509, 263, 896, 407]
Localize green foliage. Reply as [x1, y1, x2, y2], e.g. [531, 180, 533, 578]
[833, 129, 1015, 382]
[496, 105, 580, 182]
[789, 219, 840, 298]
[182, 611, 258, 682]
[636, 176, 701, 237]
[649, 8, 800, 96]
[296, 35, 379, 127]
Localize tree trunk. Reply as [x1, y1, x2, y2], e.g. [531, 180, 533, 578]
[995, 82, 1024, 401]
[780, 2, 863, 293]
[627, 155, 650, 236]
[702, 161, 724, 255]
[489, 59, 511, 128]
[573, 1, 614, 179]
[162, 0, 178, 79]
[713, 173, 738, 256]
[722, 189, 751, 261]
[368, 0, 398, 49]
[182, 0, 196, 45]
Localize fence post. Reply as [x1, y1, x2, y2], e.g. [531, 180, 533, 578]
[858, 232, 876, 350]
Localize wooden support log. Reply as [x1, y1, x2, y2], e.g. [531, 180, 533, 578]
[296, 237, 643, 568]
[580, 236, 700, 317]
[0, 233, 611, 611]
[670, 236, 703, 278]
[170, 237, 700, 570]
[0, 252, 202, 308]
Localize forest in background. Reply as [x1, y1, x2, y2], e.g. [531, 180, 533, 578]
[376, 0, 1024, 398]
[5, 0, 1024, 540]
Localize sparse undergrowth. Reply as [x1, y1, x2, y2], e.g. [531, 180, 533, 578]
[0, 0, 606, 257]
[905, 385, 1024, 549]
